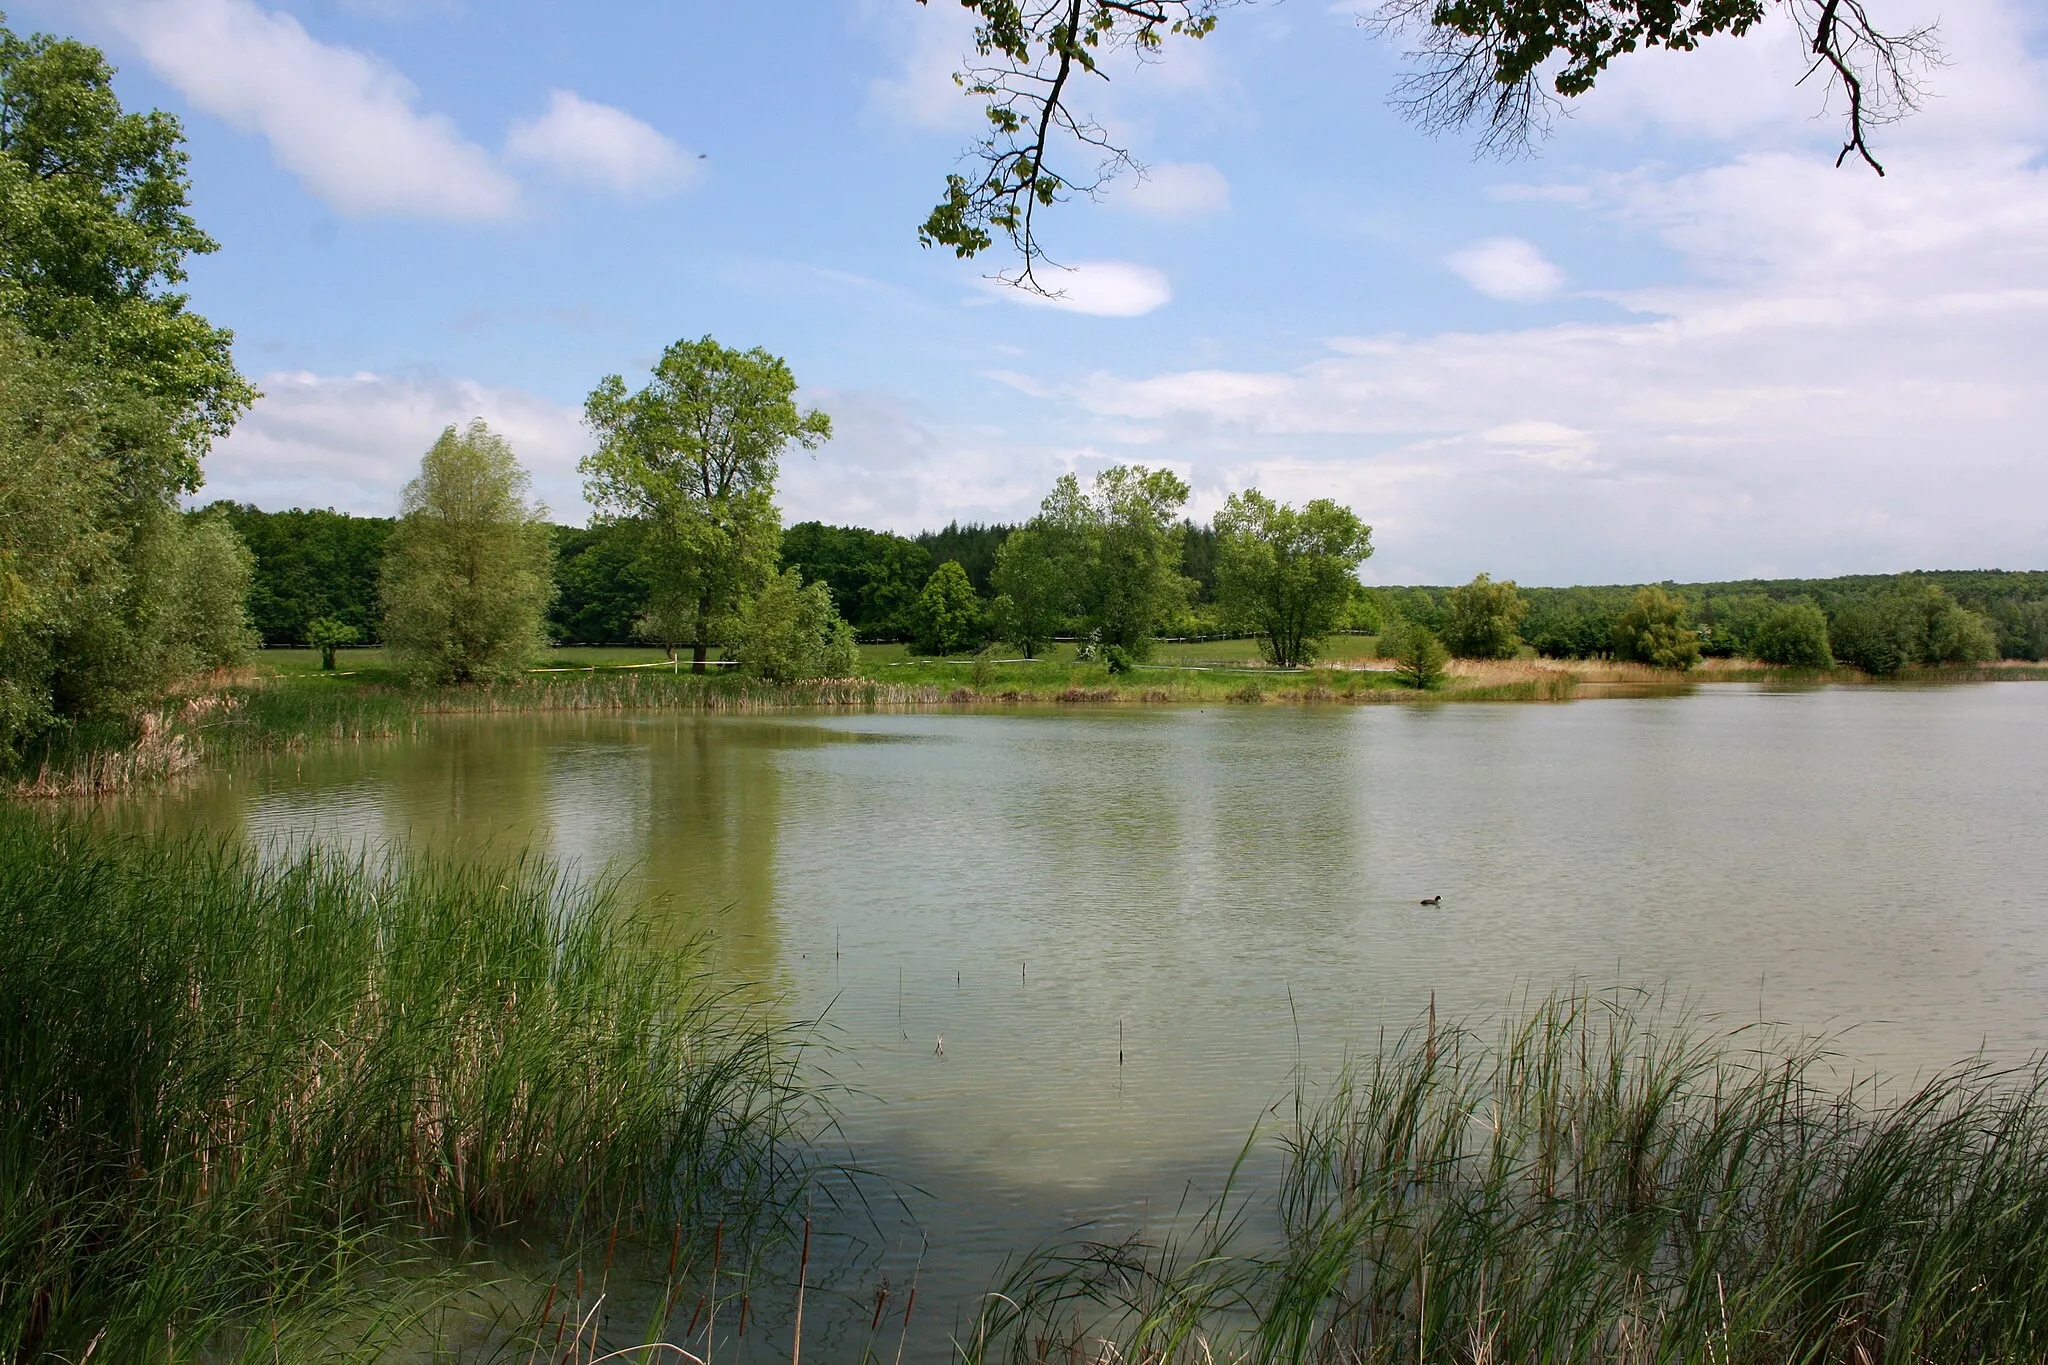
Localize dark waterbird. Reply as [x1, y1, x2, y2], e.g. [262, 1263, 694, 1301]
[1419, 894, 1441, 906]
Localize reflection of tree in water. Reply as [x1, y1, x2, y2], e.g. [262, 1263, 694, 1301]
[634, 718, 791, 989]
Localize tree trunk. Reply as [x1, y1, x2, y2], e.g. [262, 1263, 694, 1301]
[692, 594, 713, 673]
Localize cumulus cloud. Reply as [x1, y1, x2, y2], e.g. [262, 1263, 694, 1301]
[202, 372, 590, 518]
[1111, 161, 1232, 218]
[100, 0, 517, 219]
[506, 91, 697, 197]
[1445, 237, 1566, 301]
[986, 261, 1173, 317]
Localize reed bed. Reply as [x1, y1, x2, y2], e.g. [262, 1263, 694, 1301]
[0, 809, 814, 1361]
[965, 987, 2048, 1365]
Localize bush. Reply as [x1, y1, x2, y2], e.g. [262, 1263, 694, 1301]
[1750, 602, 1832, 667]
[729, 567, 858, 682]
[1611, 586, 1701, 670]
[1441, 573, 1526, 659]
[1388, 620, 1448, 689]
[1102, 644, 1134, 675]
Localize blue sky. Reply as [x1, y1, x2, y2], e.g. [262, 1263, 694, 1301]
[27, 0, 2048, 583]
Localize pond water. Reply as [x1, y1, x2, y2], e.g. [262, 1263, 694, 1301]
[137, 683, 2048, 1356]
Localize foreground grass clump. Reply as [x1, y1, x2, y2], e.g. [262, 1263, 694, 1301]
[0, 811, 809, 1360]
[968, 988, 2048, 1364]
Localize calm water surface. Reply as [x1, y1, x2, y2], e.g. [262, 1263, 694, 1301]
[138, 684, 2048, 1351]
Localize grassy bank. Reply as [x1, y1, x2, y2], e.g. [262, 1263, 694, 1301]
[16, 647, 2048, 796]
[966, 987, 2048, 1365]
[0, 809, 813, 1361]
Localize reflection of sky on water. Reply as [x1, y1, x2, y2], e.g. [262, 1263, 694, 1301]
[126, 685, 2048, 1359]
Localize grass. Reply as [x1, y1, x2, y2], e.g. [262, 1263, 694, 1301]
[14, 644, 2048, 797]
[964, 986, 2048, 1365]
[0, 807, 814, 1361]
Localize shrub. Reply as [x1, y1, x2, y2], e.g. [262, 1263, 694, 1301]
[1750, 601, 1832, 667]
[1611, 586, 1701, 670]
[1441, 572, 1527, 659]
[729, 568, 858, 682]
[1388, 620, 1448, 689]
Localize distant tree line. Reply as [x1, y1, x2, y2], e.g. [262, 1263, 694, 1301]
[1387, 571, 2045, 673]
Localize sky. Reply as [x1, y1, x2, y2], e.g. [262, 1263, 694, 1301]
[24, 0, 2048, 584]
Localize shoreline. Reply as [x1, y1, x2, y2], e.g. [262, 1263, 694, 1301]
[13, 655, 2048, 798]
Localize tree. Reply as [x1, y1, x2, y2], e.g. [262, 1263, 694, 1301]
[1612, 586, 1702, 670]
[0, 22, 255, 493]
[551, 521, 650, 645]
[1829, 599, 1909, 676]
[729, 568, 859, 682]
[908, 560, 985, 655]
[1926, 601, 1998, 665]
[305, 617, 359, 671]
[1750, 602, 1832, 667]
[1040, 464, 1192, 658]
[988, 525, 1072, 657]
[0, 27, 262, 758]
[1212, 490, 1374, 667]
[1386, 619, 1448, 689]
[583, 337, 829, 672]
[173, 511, 258, 672]
[1441, 572, 1527, 660]
[780, 521, 933, 637]
[380, 423, 555, 685]
[921, 2, 1934, 285]
[212, 504, 393, 646]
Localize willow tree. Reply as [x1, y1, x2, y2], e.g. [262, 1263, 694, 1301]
[1213, 490, 1373, 667]
[380, 422, 555, 685]
[582, 337, 831, 672]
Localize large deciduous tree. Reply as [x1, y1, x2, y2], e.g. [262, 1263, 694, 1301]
[0, 23, 253, 492]
[380, 423, 555, 685]
[0, 23, 260, 758]
[1039, 464, 1192, 658]
[1441, 572, 1528, 660]
[582, 337, 830, 672]
[918, 0, 1936, 286]
[1212, 490, 1374, 668]
[988, 524, 1072, 657]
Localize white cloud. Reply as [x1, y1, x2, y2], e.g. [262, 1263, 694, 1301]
[202, 372, 589, 518]
[866, 0, 981, 130]
[1445, 237, 1566, 301]
[986, 261, 1173, 317]
[100, 0, 517, 219]
[1056, 133, 2048, 583]
[506, 91, 697, 197]
[1111, 161, 1232, 218]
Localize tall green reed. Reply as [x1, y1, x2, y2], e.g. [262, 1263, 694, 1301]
[966, 987, 2048, 1364]
[0, 809, 814, 1361]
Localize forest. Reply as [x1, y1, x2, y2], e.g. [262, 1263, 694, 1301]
[215, 501, 2048, 665]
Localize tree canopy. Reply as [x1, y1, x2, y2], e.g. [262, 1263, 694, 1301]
[380, 423, 555, 685]
[583, 336, 830, 669]
[920, 0, 1935, 285]
[0, 22, 253, 493]
[1212, 490, 1373, 667]
[1441, 572, 1527, 660]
